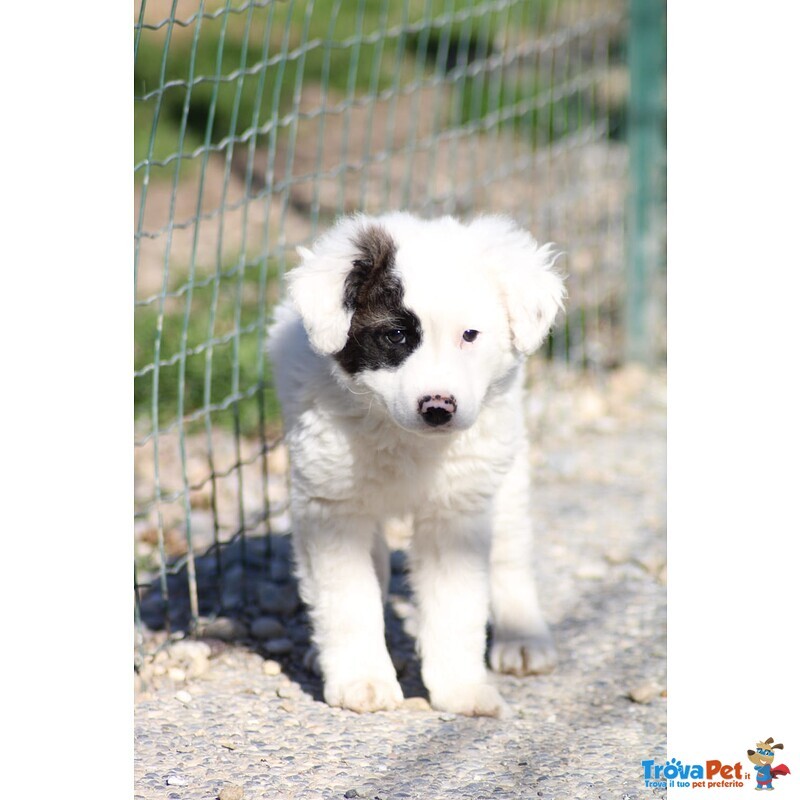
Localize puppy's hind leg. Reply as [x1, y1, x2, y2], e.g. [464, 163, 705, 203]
[292, 508, 403, 712]
[489, 448, 557, 676]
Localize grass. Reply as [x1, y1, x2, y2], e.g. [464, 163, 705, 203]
[134, 0, 576, 172]
[134, 0, 626, 435]
[134, 259, 282, 438]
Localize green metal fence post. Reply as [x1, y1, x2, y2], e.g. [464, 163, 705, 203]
[626, 0, 667, 364]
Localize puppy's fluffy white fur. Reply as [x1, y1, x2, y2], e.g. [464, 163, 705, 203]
[267, 212, 564, 717]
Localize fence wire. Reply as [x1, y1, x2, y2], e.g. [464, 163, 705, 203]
[134, 0, 632, 664]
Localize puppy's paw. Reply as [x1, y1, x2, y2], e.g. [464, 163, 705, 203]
[324, 676, 404, 713]
[489, 630, 557, 676]
[429, 683, 509, 718]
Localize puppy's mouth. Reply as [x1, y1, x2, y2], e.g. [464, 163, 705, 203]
[400, 420, 457, 437]
[390, 414, 460, 438]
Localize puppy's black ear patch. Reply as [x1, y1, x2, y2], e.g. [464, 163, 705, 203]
[344, 224, 399, 311]
[335, 223, 422, 375]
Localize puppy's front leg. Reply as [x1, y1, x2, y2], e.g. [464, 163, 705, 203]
[292, 509, 403, 712]
[411, 510, 507, 718]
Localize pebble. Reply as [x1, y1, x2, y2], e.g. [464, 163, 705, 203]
[175, 690, 192, 704]
[218, 785, 244, 800]
[628, 682, 663, 704]
[262, 659, 282, 676]
[265, 637, 294, 655]
[575, 561, 608, 580]
[168, 641, 212, 661]
[302, 648, 321, 676]
[257, 583, 300, 615]
[166, 773, 189, 786]
[269, 558, 294, 583]
[344, 788, 372, 798]
[200, 618, 248, 642]
[250, 616, 287, 640]
[167, 667, 187, 683]
[401, 697, 431, 712]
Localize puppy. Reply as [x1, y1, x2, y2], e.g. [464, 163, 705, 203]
[267, 212, 565, 717]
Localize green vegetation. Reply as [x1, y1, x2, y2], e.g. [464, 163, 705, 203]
[134, 261, 282, 437]
[134, 0, 626, 436]
[134, 0, 573, 171]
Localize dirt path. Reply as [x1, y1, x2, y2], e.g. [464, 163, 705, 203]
[135, 365, 666, 800]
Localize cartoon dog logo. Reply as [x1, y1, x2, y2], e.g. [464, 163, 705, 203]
[747, 738, 791, 791]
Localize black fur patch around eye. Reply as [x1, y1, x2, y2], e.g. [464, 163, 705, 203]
[334, 224, 422, 375]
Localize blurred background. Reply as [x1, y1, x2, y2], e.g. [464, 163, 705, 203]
[134, 0, 666, 665]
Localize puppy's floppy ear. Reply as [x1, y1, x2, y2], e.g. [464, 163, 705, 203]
[286, 241, 354, 356]
[471, 215, 565, 355]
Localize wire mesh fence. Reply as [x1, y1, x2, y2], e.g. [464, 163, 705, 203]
[134, 0, 655, 665]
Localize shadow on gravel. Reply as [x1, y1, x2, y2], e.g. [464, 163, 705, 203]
[135, 525, 664, 708]
[135, 532, 428, 703]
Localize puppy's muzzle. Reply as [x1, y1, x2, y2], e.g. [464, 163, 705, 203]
[418, 394, 457, 427]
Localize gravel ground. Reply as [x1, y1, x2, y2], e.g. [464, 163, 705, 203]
[135, 365, 666, 800]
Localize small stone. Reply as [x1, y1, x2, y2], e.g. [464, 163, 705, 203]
[168, 641, 211, 661]
[575, 562, 607, 580]
[344, 789, 372, 799]
[262, 659, 282, 676]
[166, 774, 189, 786]
[391, 598, 415, 620]
[257, 583, 299, 615]
[629, 682, 663, 704]
[401, 697, 431, 712]
[218, 785, 244, 800]
[265, 637, 293, 655]
[276, 684, 299, 699]
[278, 701, 295, 713]
[250, 617, 286, 641]
[199, 618, 248, 642]
[167, 667, 186, 683]
[269, 558, 293, 583]
[302, 648, 321, 676]
[287, 624, 310, 644]
[175, 690, 192, 704]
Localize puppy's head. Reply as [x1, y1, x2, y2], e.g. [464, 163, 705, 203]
[288, 213, 564, 434]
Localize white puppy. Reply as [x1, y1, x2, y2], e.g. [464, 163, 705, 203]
[267, 212, 565, 717]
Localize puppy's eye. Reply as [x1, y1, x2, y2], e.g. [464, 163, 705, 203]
[384, 329, 406, 345]
[462, 329, 480, 343]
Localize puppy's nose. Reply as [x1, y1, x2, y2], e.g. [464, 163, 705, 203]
[418, 394, 457, 427]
